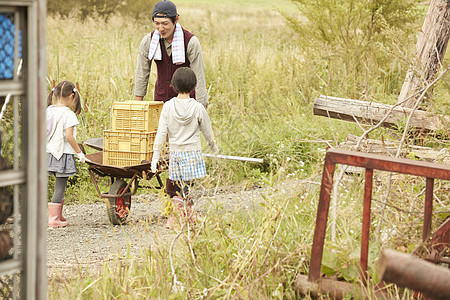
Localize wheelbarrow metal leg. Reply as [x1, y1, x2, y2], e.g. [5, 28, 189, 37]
[88, 169, 138, 198]
[116, 174, 138, 198]
[89, 169, 103, 198]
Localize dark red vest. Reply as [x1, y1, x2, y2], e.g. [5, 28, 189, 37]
[153, 27, 195, 102]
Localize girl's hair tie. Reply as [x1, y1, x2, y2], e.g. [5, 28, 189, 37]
[73, 88, 77, 93]
[51, 87, 55, 92]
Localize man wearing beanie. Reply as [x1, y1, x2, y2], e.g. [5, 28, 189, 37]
[134, 1, 209, 108]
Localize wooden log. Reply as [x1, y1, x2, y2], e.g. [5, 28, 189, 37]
[313, 95, 450, 133]
[339, 134, 450, 164]
[295, 274, 357, 300]
[378, 249, 450, 300]
[397, 0, 450, 108]
[295, 274, 387, 299]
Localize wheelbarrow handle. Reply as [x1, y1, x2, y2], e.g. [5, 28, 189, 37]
[202, 153, 263, 164]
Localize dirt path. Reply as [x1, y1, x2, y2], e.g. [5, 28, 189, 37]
[47, 184, 273, 279]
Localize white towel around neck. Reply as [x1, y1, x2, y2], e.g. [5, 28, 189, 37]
[148, 23, 185, 65]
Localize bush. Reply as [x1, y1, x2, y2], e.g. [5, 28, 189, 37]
[118, 0, 159, 22]
[79, 0, 122, 21]
[47, 0, 79, 18]
[285, 0, 419, 55]
[283, 0, 421, 100]
[48, 0, 158, 22]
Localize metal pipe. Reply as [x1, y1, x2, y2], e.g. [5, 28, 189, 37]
[378, 249, 450, 300]
[202, 153, 263, 164]
[423, 177, 434, 242]
[308, 156, 336, 282]
[360, 168, 373, 284]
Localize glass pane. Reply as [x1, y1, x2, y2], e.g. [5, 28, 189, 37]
[0, 13, 22, 80]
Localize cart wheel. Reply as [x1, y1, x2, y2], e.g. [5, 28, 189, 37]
[107, 179, 131, 225]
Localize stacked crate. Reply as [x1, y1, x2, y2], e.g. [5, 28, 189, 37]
[103, 101, 163, 166]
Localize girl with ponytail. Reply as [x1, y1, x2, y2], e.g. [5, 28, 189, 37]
[46, 80, 84, 228]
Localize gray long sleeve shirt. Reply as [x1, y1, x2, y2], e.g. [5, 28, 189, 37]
[134, 32, 209, 107]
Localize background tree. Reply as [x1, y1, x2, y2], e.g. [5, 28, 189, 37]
[47, 0, 158, 21]
[283, 0, 421, 100]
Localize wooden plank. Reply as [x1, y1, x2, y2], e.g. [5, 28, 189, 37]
[0, 81, 24, 96]
[313, 95, 449, 132]
[339, 134, 450, 164]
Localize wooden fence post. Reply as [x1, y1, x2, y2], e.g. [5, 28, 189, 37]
[397, 0, 450, 108]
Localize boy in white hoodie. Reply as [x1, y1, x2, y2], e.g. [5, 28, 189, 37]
[151, 67, 218, 229]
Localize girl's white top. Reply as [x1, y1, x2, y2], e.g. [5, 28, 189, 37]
[46, 105, 79, 159]
[152, 97, 217, 162]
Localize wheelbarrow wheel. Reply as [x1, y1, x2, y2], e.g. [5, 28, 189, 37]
[107, 179, 131, 225]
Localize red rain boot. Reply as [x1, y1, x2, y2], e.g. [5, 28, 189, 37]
[48, 203, 68, 228]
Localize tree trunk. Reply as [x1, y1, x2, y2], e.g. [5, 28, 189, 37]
[397, 0, 450, 108]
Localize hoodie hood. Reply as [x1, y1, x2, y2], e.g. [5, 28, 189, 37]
[171, 98, 198, 125]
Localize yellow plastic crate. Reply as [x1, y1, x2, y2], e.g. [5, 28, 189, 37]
[112, 101, 163, 132]
[102, 130, 156, 166]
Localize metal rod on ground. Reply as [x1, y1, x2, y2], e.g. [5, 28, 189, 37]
[202, 153, 263, 164]
[378, 249, 450, 300]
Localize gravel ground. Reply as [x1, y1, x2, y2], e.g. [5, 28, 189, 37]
[46, 183, 280, 279]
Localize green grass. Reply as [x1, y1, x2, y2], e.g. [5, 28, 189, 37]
[44, 0, 449, 298]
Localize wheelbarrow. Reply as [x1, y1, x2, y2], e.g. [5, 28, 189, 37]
[82, 138, 167, 225]
[82, 138, 263, 225]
